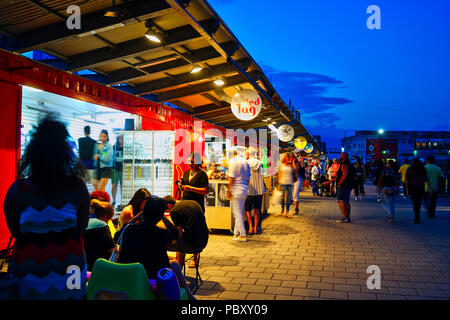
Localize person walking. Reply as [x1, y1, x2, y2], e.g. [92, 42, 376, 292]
[424, 156, 444, 218]
[378, 160, 400, 224]
[310, 161, 321, 197]
[278, 153, 295, 217]
[374, 159, 385, 202]
[335, 152, 354, 223]
[398, 159, 411, 198]
[111, 134, 124, 208]
[227, 147, 251, 241]
[245, 147, 266, 234]
[292, 155, 305, 215]
[93, 129, 113, 192]
[3, 117, 90, 299]
[78, 125, 97, 186]
[405, 158, 432, 224]
[353, 158, 366, 200]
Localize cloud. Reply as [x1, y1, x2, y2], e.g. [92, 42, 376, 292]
[261, 65, 354, 118]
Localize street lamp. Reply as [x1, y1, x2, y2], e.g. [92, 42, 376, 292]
[378, 129, 384, 135]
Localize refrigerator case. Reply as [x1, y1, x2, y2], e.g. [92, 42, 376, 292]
[121, 131, 174, 203]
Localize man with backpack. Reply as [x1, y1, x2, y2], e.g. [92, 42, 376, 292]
[335, 152, 355, 223]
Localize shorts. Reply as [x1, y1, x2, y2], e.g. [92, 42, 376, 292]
[336, 186, 351, 202]
[245, 195, 263, 212]
[112, 168, 122, 184]
[98, 167, 112, 179]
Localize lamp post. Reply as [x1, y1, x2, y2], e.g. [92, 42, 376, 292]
[377, 129, 384, 160]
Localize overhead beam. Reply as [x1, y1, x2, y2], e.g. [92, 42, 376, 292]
[66, 18, 220, 71]
[193, 103, 229, 115]
[85, 40, 238, 85]
[7, 0, 176, 53]
[170, 100, 194, 113]
[152, 70, 262, 102]
[134, 58, 251, 94]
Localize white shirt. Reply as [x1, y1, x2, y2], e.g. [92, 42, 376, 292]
[311, 166, 320, 181]
[228, 156, 251, 194]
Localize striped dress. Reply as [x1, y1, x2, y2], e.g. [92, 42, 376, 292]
[4, 179, 90, 300]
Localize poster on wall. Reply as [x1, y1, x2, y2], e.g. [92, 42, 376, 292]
[231, 89, 262, 121]
[206, 183, 216, 207]
[217, 183, 230, 207]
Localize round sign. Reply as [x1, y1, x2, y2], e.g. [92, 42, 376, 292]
[231, 89, 262, 121]
[294, 136, 307, 149]
[277, 124, 294, 142]
[369, 145, 374, 152]
[304, 143, 313, 153]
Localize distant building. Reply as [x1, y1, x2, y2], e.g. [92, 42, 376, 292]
[313, 135, 327, 154]
[341, 130, 450, 166]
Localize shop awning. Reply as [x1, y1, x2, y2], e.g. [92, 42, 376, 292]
[0, 0, 319, 150]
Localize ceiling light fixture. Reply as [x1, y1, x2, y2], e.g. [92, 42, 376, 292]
[190, 65, 203, 73]
[145, 20, 165, 43]
[214, 78, 225, 86]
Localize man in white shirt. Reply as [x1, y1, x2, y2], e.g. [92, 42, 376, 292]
[227, 147, 251, 242]
[311, 162, 321, 196]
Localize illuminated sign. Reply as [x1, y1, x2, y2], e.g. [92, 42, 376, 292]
[277, 124, 294, 142]
[294, 136, 307, 149]
[231, 90, 262, 121]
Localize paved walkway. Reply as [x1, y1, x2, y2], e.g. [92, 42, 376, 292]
[187, 185, 450, 300]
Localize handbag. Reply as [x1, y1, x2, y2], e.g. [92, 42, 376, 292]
[0, 235, 18, 300]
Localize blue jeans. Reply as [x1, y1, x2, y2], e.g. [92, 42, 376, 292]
[382, 187, 397, 219]
[311, 180, 318, 195]
[280, 184, 293, 212]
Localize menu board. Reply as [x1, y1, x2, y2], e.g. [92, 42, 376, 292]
[206, 183, 216, 207]
[217, 183, 230, 207]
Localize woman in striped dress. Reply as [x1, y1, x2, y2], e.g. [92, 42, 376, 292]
[4, 117, 90, 299]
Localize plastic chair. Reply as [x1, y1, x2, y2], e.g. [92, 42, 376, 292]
[87, 259, 156, 300]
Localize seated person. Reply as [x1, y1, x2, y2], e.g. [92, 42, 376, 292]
[162, 197, 209, 267]
[83, 199, 116, 271]
[90, 190, 116, 239]
[115, 188, 151, 242]
[117, 196, 196, 300]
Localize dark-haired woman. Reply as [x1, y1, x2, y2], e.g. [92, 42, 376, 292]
[118, 188, 151, 231]
[83, 199, 115, 271]
[405, 158, 432, 224]
[3, 117, 90, 300]
[93, 129, 113, 192]
[178, 152, 209, 213]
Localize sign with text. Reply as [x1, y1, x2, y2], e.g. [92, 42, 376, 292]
[304, 143, 313, 153]
[231, 90, 262, 121]
[294, 136, 307, 149]
[277, 124, 294, 142]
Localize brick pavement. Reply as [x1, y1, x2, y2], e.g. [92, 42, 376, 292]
[186, 184, 450, 300]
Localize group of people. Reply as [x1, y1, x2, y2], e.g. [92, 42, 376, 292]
[331, 153, 444, 224]
[78, 125, 123, 206]
[3, 117, 206, 300]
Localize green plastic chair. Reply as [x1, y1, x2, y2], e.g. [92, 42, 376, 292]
[87, 259, 156, 300]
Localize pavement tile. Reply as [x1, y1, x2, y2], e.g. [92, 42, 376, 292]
[195, 187, 450, 301]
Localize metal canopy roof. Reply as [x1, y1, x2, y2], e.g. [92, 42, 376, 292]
[0, 0, 317, 149]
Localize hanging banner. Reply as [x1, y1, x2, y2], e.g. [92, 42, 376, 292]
[277, 124, 294, 142]
[231, 89, 262, 121]
[304, 143, 313, 153]
[294, 136, 307, 149]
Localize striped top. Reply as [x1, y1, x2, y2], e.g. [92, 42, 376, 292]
[4, 179, 90, 300]
[247, 158, 266, 196]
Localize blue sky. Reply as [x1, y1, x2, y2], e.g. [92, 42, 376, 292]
[209, 0, 450, 147]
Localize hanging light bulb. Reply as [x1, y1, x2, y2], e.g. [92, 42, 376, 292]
[214, 78, 225, 86]
[190, 65, 203, 73]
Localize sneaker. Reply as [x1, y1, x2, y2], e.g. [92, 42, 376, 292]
[355, 197, 358, 201]
[232, 235, 239, 241]
[237, 236, 248, 242]
[377, 196, 381, 202]
[336, 217, 349, 223]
